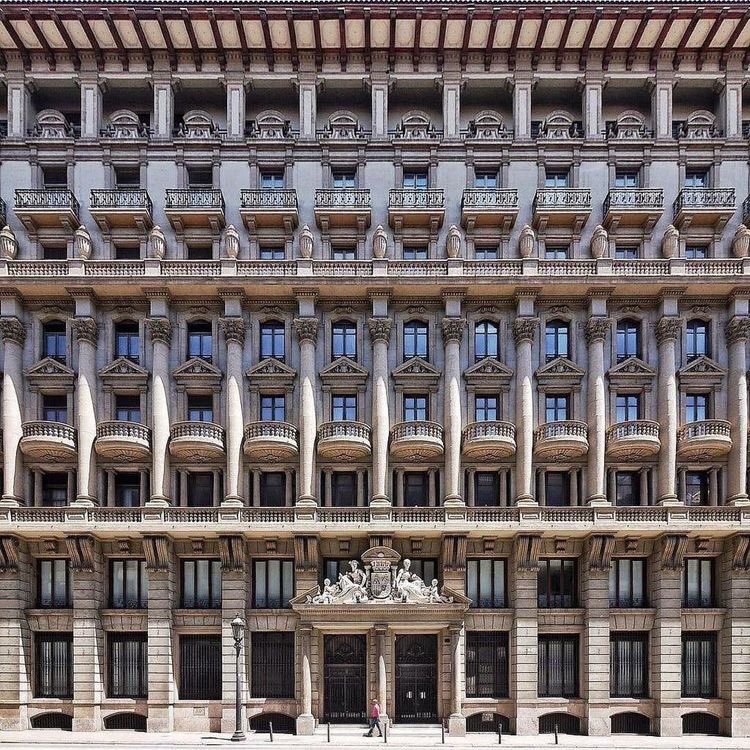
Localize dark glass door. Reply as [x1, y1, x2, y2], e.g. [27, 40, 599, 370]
[323, 634, 366, 723]
[395, 634, 438, 723]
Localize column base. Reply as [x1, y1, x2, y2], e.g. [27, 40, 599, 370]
[70, 495, 97, 508]
[448, 713, 466, 736]
[146, 495, 171, 507]
[515, 495, 538, 507]
[727, 494, 750, 506]
[658, 495, 682, 506]
[296, 494, 317, 507]
[369, 493, 391, 508]
[443, 494, 465, 507]
[221, 495, 244, 508]
[0, 494, 21, 507]
[586, 495, 611, 507]
[296, 713, 315, 736]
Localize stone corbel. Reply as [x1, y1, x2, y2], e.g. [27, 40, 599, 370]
[218, 535, 246, 572]
[659, 533, 689, 571]
[731, 534, 750, 571]
[294, 535, 319, 573]
[514, 534, 542, 572]
[369, 534, 392, 549]
[65, 535, 96, 572]
[143, 535, 172, 571]
[585, 534, 616, 572]
[0, 536, 20, 572]
[442, 534, 467, 572]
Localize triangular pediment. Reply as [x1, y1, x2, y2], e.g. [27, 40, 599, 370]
[26, 357, 75, 379]
[464, 357, 513, 379]
[608, 357, 656, 378]
[99, 357, 149, 378]
[172, 357, 223, 385]
[246, 357, 297, 391]
[392, 357, 441, 378]
[679, 356, 726, 386]
[320, 356, 369, 378]
[536, 357, 585, 379]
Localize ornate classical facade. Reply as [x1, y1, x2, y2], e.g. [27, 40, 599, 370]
[1, 0, 750, 740]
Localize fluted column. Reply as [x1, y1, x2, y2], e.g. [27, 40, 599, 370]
[442, 318, 466, 506]
[368, 318, 393, 507]
[448, 625, 466, 735]
[294, 318, 319, 506]
[72, 318, 99, 506]
[146, 318, 173, 505]
[296, 626, 315, 735]
[0, 318, 26, 505]
[726, 317, 750, 505]
[220, 318, 245, 506]
[513, 318, 538, 504]
[656, 317, 681, 504]
[375, 625, 389, 724]
[586, 318, 610, 505]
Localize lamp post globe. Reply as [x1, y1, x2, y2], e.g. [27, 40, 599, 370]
[230, 614, 246, 742]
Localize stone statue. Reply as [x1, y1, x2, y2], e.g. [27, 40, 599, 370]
[590, 224, 608, 259]
[0, 225, 18, 260]
[394, 559, 428, 602]
[372, 225, 388, 259]
[338, 560, 369, 601]
[732, 224, 750, 258]
[446, 225, 461, 258]
[224, 224, 240, 259]
[518, 224, 535, 258]
[148, 225, 166, 260]
[311, 579, 336, 604]
[299, 225, 314, 259]
[74, 225, 93, 260]
[661, 224, 679, 259]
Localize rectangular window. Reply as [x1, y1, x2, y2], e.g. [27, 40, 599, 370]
[685, 171, 709, 188]
[544, 171, 570, 188]
[475, 246, 498, 260]
[403, 246, 428, 260]
[474, 472, 500, 507]
[685, 471, 709, 506]
[610, 633, 648, 697]
[403, 171, 428, 190]
[260, 472, 285, 507]
[538, 635, 578, 697]
[186, 472, 214, 507]
[474, 172, 499, 189]
[545, 394, 570, 422]
[615, 245, 640, 260]
[331, 323, 357, 360]
[260, 171, 284, 189]
[616, 394, 641, 422]
[251, 632, 296, 698]
[260, 395, 285, 422]
[403, 472, 429, 507]
[186, 244, 213, 261]
[187, 167, 213, 188]
[181, 559, 221, 608]
[685, 245, 708, 260]
[332, 394, 357, 421]
[108, 633, 148, 698]
[260, 323, 285, 361]
[331, 471, 356, 507]
[332, 171, 356, 189]
[545, 472, 570, 507]
[475, 395, 498, 421]
[466, 559, 506, 608]
[682, 559, 714, 607]
[685, 393, 709, 422]
[609, 558, 647, 608]
[114, 166, 141, 189]
[42, 473, 68, 507]
[403, 394, 428, 421]
[545, 246, 569, 260]
[614, 172, 639, 188]
[114, 325, 140, 363]
[538, 559, 577, 608]
[114, 244, 141, 260]
[682, 633, 717, 698]
[332, 247, 357, 260]
[42, 244, 67, 260]
[114, 473, 141, 508]
[36, 633, 73, 698]
[115, 394, 141, 422]
[253, 559, 294, 608]
[110, 559, 148, 608]
[259, 246, 285, 260]
[42, 394, 67, 423]
[466, 631, 509, 698]
[187, 394, 213, 422]
[43, 166, 68, 189]
[38, 559, 71, 608]
[615, 471, 640, 506]
[179, 635, 222, 699]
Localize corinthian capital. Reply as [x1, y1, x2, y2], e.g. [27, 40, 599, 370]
[441, 317, 466, 345]
[655, 316, 681, 345]
[293, 317, 319, 344]
[725, 316, 750, 345]
[146, 317, 173, 345]
[368, 317, 393, 343]
[219, 316, 246, 344]
[585, 317, 610, 344]
[0, 317, 26, 347]
[71, 317, 99, 345]
[512, 317, 539, 345]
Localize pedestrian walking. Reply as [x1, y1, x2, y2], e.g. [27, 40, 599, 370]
[365, 698, 383, 737]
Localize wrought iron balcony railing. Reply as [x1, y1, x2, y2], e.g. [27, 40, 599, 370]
[165, 189, 225, 211]
[240, 189, 298, 210]
[15, 189, 80, 217]
[314, 189, 371, 209]
[388, 189, 445, 210]
[90, 189, 153, 213]
[604, 188, 664, 212]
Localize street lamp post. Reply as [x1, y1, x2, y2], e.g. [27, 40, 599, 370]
[230, 614, 246, 742]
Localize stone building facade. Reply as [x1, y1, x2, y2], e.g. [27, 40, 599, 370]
[1, 0, 750, 739]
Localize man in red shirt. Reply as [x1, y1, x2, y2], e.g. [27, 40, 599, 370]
[365, 698, 383, 737]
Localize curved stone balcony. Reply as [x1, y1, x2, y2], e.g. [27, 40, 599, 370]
[462, 421, 516, 460]
[677, 420, 732, 461]
[534, 420, 589, 460]
[95, 421, 151, 462]
[169, 421, 225, 461]
[390, 420, 444, 459]
[20, 421, 77, 461]
[606, 420, 661, 460]
[243, 421, 298, 461]
[317, 421, 372, 460]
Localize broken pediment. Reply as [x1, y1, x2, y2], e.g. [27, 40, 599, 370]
[173, 357, 223, 388]
[25, 357, 75, 389]
[607, 357, 656, 389]
[679, 355, 726, 387]
[246, 357, 297, 390]
[535, 357, 585, 388]
[320, 357, 369, 390]
[99, 357, 149, 390]
[392, 357, 442, 388]
[464, 357, 513, 389]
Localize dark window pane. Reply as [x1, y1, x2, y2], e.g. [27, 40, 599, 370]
[179, 635, 221, 699]
[108, 633, 148, 698]
[466, 631, 509, 698]
[251, 632, 295, 698]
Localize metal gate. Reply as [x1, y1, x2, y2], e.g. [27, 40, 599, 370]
[323, 635, 367, 723]
[395, 634, 438, 723]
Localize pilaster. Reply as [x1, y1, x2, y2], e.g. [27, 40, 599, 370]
[1, 317, 27, 505]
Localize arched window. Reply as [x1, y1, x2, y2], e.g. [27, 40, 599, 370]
[686, 319, 710, 361]
[474, 320, 499, 361]
[403, 320, 428, 360]
[331, 321, 357, 360]
[187, 320, 212, 362]
[545, 319, 570, 361]
[259, 321, 285, 361]
[616, 319, 641, 362]
[42, 320, 67, 363]
[114, 320, 140, 362]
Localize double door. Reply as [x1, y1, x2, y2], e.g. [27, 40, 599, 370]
[395, 634, 438, 723]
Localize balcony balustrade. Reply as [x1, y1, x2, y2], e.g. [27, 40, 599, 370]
[240, 189, 298, 231]
[673, 188, 735, 231]
[534, 420, 589, 460]
[317, 421, 372, 460]
[677, 419, 732, 460]
[461, 189, 519, 232]
[532, 188, 592, 232]
[89, 189, 153, 230]
[20, 421, 77, 461]
[314, 189, 371, 230]
[603, 188, 664, 232]
[606, 420, 661, 460]
[169, 421, 225, 461]
[14, 189, 80, 230]
[388, 189, 445, 231]
[243, 421, 299, 461]
[164, 189, 225, 230]
[462, 421, 516, 460]
[390, 420, 444, 459]
[95, 421, 151, 462]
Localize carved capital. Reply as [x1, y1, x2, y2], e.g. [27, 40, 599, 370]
[441, 317, 466, 345]
[368, 317, 393, 344]
[0, 316, 26, 347]
[219, 316, 246, 345]
[293, 317, 319, 344]
[71, 317, 99, 345]
[585, 317, 610, 345]
[512, 317, 539, 345]
[725, 316, 750, 346]
[655, 316, 681, 345]
[146, 317, 173, 345]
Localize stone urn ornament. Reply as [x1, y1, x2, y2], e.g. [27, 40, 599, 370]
[299, 224, 313, 259]
[0, 225, 18, 260]
[661, 224, 679, 259]
[590, 224, 608, 259]
[732, 224, 750, 258]
[446, 224, 462, 258]
[518, 224, 535, 258]
[148, 225, 166, 260]
[372, 225, 388, 259]
[223, 224, 240, 259]
[74, 225, 93, 260]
